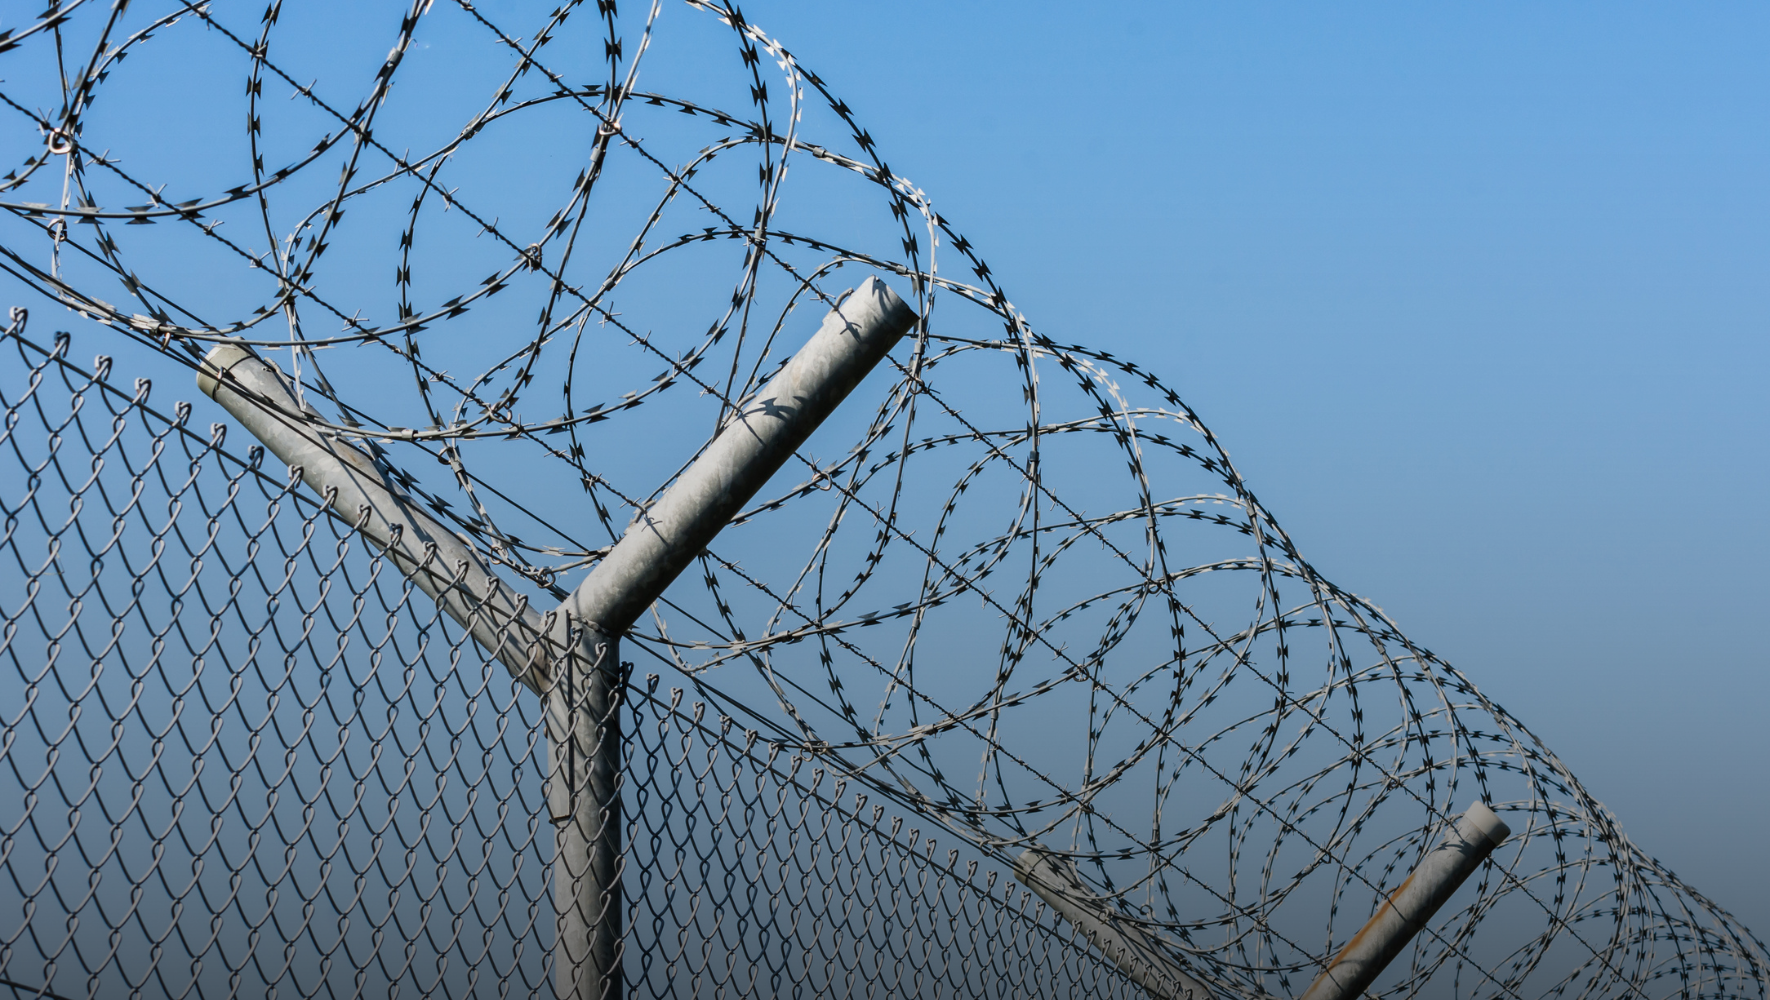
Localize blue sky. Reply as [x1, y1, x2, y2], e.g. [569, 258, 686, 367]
[750, 1, 1769, 928]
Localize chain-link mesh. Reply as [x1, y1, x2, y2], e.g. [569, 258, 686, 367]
[1, 317, 1148, 998]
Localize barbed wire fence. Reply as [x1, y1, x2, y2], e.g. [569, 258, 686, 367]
[1, 2, 1765, 999]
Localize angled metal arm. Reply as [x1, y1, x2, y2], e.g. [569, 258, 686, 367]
[1015, 848, 1214, 1000]
[197, 347, 552, 693]
[555, 276, 915, 639]
[1298, 802, 1511, 1000]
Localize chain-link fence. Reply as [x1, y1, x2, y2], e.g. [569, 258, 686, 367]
[1, 317, 1152, 1000]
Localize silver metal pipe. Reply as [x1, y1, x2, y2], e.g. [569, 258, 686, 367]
[196, 345, 551, 694]
[1298, 802, 1511, 1000]
[1015, 849, 1213, 1000]
[544, 275, 915, 1000]
[556, 275, 916, 639]
[546, 628, 623, 1000]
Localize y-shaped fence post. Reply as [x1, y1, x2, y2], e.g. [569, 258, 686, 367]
[199, 277, 917, 1000]
[544, 276, 913, 997]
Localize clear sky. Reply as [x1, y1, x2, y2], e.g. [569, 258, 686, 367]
[747, 1, 1770, 930]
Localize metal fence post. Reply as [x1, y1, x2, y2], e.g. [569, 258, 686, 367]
[1298, 802, 1511, 1000]
[547, 624, 624, 1000]
[199, 276, 918, 1000]
[542, 275, 914, 999]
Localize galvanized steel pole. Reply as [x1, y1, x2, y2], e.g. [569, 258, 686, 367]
[1298, 803, 1511, 1000]
[201, 276, 917, 1000]
[546, 625, 623, 1000]
[1015, 848, 1213, 1000]
[545, 275, 915, 999]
